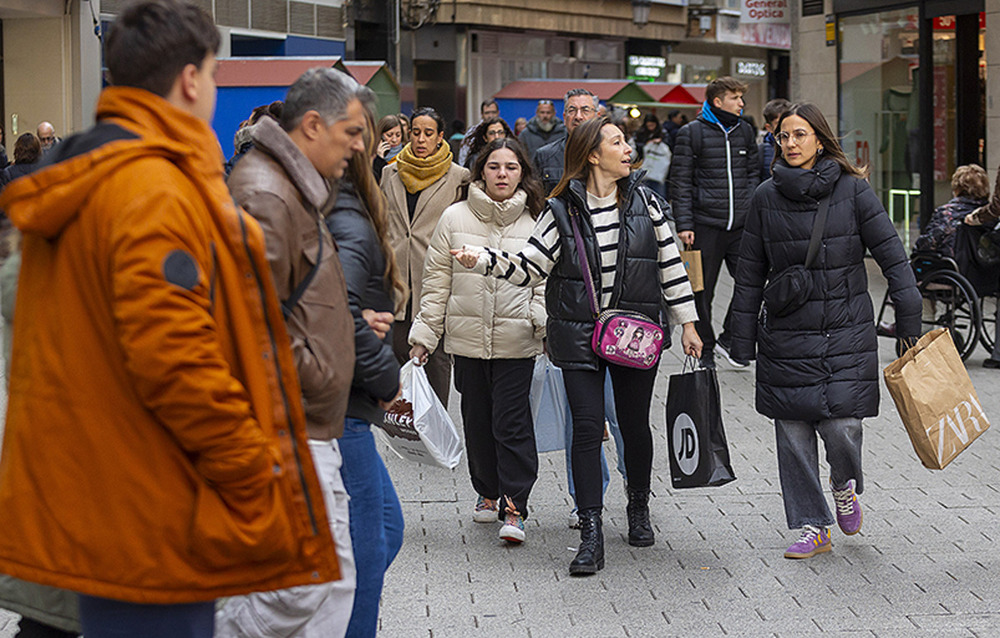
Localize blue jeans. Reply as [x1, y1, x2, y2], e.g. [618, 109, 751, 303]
[79, 596, 214, 638]
[775, 418, 864, 530]
[340, 417, 405, 638]
[566, 371, 627, 508]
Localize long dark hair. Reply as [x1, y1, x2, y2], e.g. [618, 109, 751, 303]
[776, 102, 867, 179]
[13, 133, 41, 165]
[344, 109, 406, 310]
[464, 117, 514, 163]
[471, 138, 546, 219]
[550, 116, 630, 209]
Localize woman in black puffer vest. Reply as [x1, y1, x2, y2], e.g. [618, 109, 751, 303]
[729, 103, 921, 561]
[454, 117, 702, 576]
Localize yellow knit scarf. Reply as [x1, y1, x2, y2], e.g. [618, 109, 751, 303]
[395, 141, 454, 194]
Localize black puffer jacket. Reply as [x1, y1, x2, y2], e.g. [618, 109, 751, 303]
[325, 180, 401, 424]
[534, 137, 566, 195]
[546, 174, 663, 371]
[730, 157, 922, 421]
[672, 114, 759, 232]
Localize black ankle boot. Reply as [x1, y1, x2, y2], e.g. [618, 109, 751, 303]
[626, 487, 654, 547]
[569, 508, 605, 576]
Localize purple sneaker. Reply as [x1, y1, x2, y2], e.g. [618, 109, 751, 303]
[784, 525, 832, 559]
[831, 479, 863, 535]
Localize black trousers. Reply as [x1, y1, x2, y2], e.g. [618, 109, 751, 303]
[562, 360, 659, 512]
[16, 619, 77, 638]
[453, 356, 538, 518]
[692, 222, 744, 353]
[393, 319, 452, 407]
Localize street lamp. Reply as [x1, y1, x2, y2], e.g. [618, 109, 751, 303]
[632, 0, 652, 27]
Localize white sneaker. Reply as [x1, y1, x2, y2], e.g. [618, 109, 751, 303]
[716, 342, 749, 368]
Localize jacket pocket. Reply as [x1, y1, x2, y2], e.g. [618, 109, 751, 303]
[188, 471, 297, 571]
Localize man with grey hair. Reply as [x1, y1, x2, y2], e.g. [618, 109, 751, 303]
[533, 88, 600, 193]
[217, 66, 371, 637]
[518, 99, 566, 158]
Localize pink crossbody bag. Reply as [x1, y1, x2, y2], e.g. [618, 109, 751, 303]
[569, 206, 665, 370]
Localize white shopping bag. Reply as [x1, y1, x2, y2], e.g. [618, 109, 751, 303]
[380, 361, 463, 469]
[528, 354, 569, 453]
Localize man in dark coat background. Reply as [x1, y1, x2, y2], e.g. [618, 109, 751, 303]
[518, 99, 566, 159]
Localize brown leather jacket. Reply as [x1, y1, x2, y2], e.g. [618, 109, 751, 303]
[228, 118, 355, 440]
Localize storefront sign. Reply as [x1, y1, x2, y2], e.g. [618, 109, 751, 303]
[732, 58, 767, 79]
[627, 55, 667, 82]
[826, 15, 836, 46]
[741, 0, 789, 24]
[740, 23, 791, 49]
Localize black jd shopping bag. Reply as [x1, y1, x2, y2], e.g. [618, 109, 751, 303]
[665, 361, 736, 488]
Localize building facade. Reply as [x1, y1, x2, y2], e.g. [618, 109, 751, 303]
[792, 0, 997, 231]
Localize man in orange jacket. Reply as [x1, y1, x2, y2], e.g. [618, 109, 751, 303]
[0, 1, 340, 636]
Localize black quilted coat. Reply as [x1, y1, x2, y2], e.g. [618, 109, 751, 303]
[729, 157, 921, 421]
[672, 114, 759, 232]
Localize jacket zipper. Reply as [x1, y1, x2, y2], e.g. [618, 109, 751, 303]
[237, 208, 320, 536]
[724, 126, 734, 231]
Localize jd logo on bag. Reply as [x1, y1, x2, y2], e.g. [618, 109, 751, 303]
[884, 328, 991, 469]
[672, 413, 700, 476]
[665, 364, 736, 488]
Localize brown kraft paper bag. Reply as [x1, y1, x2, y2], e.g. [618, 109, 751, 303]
[883, 328, 990, 469]
[680, 248, 704, 293]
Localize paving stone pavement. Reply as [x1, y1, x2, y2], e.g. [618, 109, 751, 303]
[2, 261, 999, 637]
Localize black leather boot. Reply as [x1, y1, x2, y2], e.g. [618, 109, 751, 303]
[569, 508, 605, 576]
[626, 487, 654, 547]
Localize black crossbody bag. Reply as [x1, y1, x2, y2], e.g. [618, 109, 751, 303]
[762, 195, 830, 318]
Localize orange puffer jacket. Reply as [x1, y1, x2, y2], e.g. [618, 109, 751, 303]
[0, 87, 339, 604]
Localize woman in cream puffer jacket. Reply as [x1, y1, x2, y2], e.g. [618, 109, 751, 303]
[409, 138, 546, 544]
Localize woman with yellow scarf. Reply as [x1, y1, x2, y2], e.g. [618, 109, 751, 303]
[381, 107, 470, 405]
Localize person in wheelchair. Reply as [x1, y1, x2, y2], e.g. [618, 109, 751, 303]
[964, 164, 1000, 369]
[913, 164, 989, 259]
[878, 165, 992, 362]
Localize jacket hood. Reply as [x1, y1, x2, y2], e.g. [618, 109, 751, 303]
[526, 116, 566, 137]
[0, 87, 223, 239]
[771, 156, 842, 202]
[467, 181, 528, 226]
[250, 117, 330, 211]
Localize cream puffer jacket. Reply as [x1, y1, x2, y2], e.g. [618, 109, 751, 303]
[409, 181, 545, 359]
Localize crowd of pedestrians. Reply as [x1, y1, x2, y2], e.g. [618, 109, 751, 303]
[1, 0, 995, 637]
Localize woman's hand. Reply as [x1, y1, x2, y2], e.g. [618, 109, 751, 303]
[451, 248, 479, 269]
[362, 308, 393, 340]
[678, 231, 695, 246]
[377, 139, 391, 159]
[964, 211, 983, 226]
[409, 344, 429, 366]
[681, 322, 702, 360]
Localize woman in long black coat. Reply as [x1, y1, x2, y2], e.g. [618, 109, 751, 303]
[729, 103, 921, 561]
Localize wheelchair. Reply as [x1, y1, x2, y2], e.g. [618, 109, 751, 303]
[877, 251, 982, 361]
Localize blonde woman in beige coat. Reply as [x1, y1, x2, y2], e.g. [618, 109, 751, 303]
[382, 107, 469, 405]
[409, 138, 547, 544]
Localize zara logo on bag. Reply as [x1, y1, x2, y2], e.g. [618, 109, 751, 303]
[672, 413, 700, 475]
[930, 393, 990, 467]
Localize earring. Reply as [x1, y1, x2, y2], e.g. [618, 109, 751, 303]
[818, 148, 824, 155]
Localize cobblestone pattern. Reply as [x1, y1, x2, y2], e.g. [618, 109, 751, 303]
[2, 262, 999, 637]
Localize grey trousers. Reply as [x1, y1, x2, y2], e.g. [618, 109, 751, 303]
[774, 418, 863, 530]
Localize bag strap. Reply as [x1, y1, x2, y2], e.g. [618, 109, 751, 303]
[803, 195, 831, 269]
[568, 204, 599, 318]
[281, 215, 324, 319]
